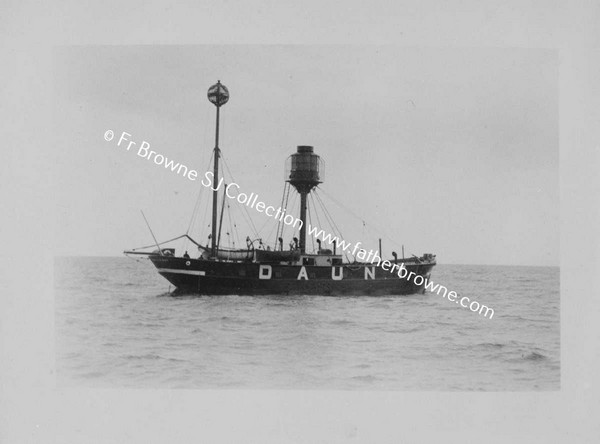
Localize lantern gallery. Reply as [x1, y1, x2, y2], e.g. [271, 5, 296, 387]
[201, 172, 303, 230]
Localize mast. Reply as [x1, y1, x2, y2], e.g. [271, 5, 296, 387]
[207, 80, 229, 258]
[299, 192, 308, 252]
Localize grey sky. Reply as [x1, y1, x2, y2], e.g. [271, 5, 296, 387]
[53, 45, 558, 266]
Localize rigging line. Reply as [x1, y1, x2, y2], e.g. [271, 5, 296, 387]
[280, 182, 291, 246]
[186, 150, 214, 235]
[280, 189, 294, 249]
[275, 182, 287, 245]
[224, 201, 231, 248]
[264, 218, 278, 249]
[188, 112, 215, 246]
[317, 186, 366, 225]
[182, 107, 213, 250]
[275, 181, 288, 247]
[140, 210, 163, 255]
[229, 204, 237, 246]
[315, 189, 346, 240]
[180, 236, 187, 257]
[313, 191, 344, 258]
[232, 219, 240, 248]
[318, 186, 404, 250]
[232, 200, 256, 239]
[198, 99, 213, 162]
[184, 162, 212, 253]
[308, 193, 319, 252]
[307, 195, 315, 253]
[313, 189, 339, 238]
[309, 192, 323, 233]
[186, 189, 202, 235]
[229, 189, 262, 241]
[277, 182, 287, 243]
[194, 139, 218, 243]
[130, 234, 202, 251]
[220, 153, 260, 237]
[226, 201, 237, 248]
[256, 209, 275, 238]
[277, 182, 292, 248]
[183, 106, 218, 250]
[313, 189, 351, 262]
[198, 192, 211, 246]
[124, 254, 146, 264]
[286, 188, 300, 240]
[309, 192, 328, 255]
[310, 189, 330, 234]
[216, 183, 228, 250]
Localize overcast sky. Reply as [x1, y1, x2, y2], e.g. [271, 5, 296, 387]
[53, 45, 558, 266]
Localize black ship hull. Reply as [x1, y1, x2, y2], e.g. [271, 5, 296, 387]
[149, 256, 435, 296]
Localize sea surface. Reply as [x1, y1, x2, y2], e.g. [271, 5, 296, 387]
[55, 257, 559, 390]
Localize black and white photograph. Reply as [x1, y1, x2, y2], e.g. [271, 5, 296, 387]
[53, 45, 559, 391]
[3, 1, 600, 443]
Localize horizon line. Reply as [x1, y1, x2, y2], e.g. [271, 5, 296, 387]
[53, 255, 560, 268]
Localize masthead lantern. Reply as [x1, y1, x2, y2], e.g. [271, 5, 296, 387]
[207, 80, 229, 107]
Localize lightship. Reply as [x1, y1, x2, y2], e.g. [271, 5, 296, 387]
[125, 81, 436, 295]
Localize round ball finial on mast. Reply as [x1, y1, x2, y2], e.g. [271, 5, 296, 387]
[207, 80, 229, 107]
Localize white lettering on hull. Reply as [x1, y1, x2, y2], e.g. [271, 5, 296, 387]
[259, 265, 272, 279]
[331, 266, 343, 280]
[297, 266, 308, 280]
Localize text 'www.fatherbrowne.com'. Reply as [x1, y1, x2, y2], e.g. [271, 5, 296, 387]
[307, 224, 495, 319]
[105, 129, 493, 319]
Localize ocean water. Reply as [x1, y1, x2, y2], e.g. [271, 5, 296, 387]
[55, 257, 559, 390]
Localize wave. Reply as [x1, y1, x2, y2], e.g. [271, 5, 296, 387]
[523, 351, 547, 361]
[123, 353, 163, 360]
[477, 342, 506, 348]
[400, 326, 424, 333]
[330, 319, 354, 326]
[122, 353, 190, 363]
[351, 374, 377, 383]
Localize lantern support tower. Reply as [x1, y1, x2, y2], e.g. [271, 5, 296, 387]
[286, 145, 323, 253]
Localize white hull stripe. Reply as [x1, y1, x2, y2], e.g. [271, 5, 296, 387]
[157, 268, 206, 276]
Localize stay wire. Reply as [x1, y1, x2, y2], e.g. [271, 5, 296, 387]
[318, 186, 406, 252]
[220, 152, 260, 238]
[313, 189, 351, 262]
